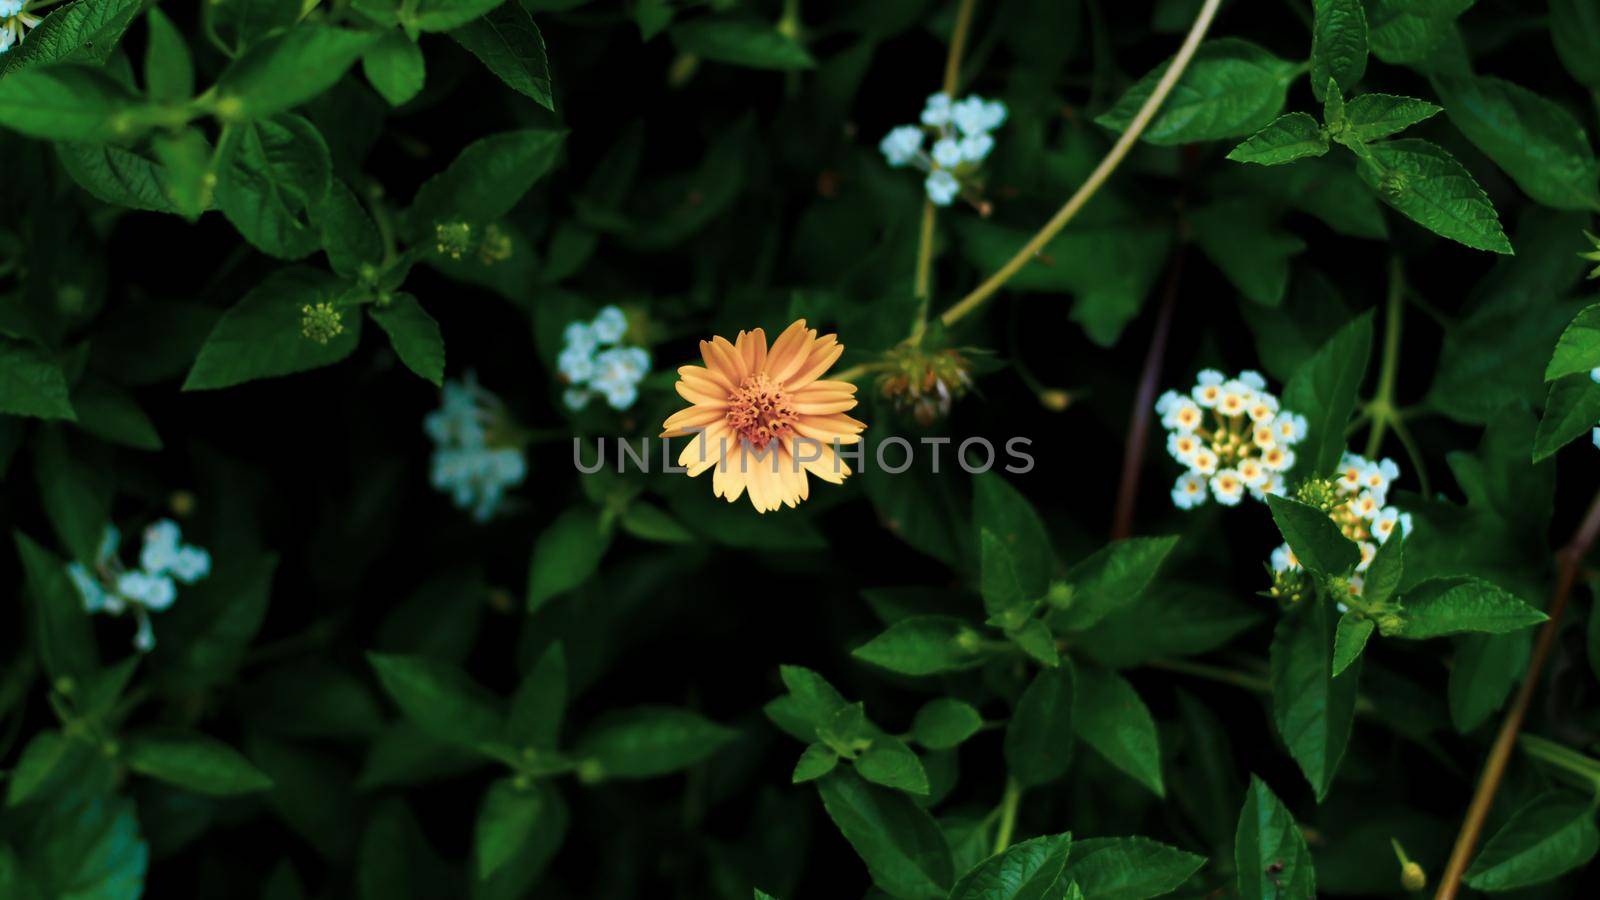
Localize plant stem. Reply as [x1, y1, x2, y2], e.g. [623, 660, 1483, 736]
[1364, 258, 1406, 459]
[993, 776, 1022, 853]
[1111, 242, 1185, 539]
[908, 0, 980, 345]
[1435, 486, 1600, 900]
[1519, 734, 1600, 791]
[933, 0, 1224, 330]
[1148, 655, 1379, 717]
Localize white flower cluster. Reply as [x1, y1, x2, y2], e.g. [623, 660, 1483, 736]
[558, 305, 651, 412]
[0, 1, 40, 55]
[879, 92, 1007, 206]
[1159, 370, 1305, 509]
[68, 520, 212, 651]
[1270, 452, 1414, 595]
[425, 373, 527, 522]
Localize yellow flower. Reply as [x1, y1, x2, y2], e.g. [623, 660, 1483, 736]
[661, 320, 866, 512]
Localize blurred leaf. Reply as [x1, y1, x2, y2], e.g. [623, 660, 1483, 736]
[574, 706, 735, 779]
[911, 699, 983, 751]
[124, 731, 274, 795]
[1434, 74, 1600, 211]
[368, 652, 504, 749]
[669, 16, 815, 70]
[1464, 792, 1600, 891]
[0, 339, 75, 420]
[143, 7, 194, 103]
[507, 643, 565, 750]
[474, 778, 542, 880]
[1096, 39, 1297, 145]
[1004, 662, 1075, 787]
[526, 505, 611, 613]
[852, 615, 987, 676]
[215, 26, 378, 119]
[1552, 0, 1600, 86]
[1072, 666, 1163, 797]
[15, 531, 97, 681]
[362, 30, 426, 107]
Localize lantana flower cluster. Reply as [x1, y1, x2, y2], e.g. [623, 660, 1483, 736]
[879, 92, 1007, 207]
[0, 1, 41, 54]
[1269, 452, 1414, 599]
[1159, 370, 1305, 509]
[558, 305, 651, 412]
[68, 520, 212, 651]
[425, 373, 527, 522]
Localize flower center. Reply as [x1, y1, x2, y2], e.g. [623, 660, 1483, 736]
[726, 374, 796, 450]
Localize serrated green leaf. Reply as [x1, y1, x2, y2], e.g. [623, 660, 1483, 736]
[1434, 74, 1600, 211]
[816, 771, 952, 900]
[852, 615, 987, 676]
[1051, 535, 1178, 632]
[1331, 614, 1374, 677]
[1235, 776, 1316, 900]
[1266, 495, 1361, 577]
[1545, 303, 1600, 382]
[1283, 309, 1373, 477]
[1004, 662, 1075, 787]
[1464, 792, 1600, 891]
[409, 129, 565, 234]
[1095, 38, 1298, 145]
[1534, 371, 1600, 461]
[1058, 836, 1205, 900]
[1226, 112, 1329, 166]
[0, 0, 143, 77]
[451, 2, 554, 109]
[973, 472, 1054, 600]
[370, 294, 445, 385]
[216, 115, 333, 260]
[948, 832, 1073, 900]
[183, 268, 360, 390]
[1271, 598, 1360, 800]
[1388, 576, 1546, 638]
[1338, 93, 1442, 143]
[855, 733, 929, 796]
[1358, 139, 1512, 254]
[1311, 0, 1367, 100]
[1073, 666, 1164, 797]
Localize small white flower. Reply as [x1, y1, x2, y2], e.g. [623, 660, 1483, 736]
[0, 2, 25, 18]
[1172, 472, 1208, 510]
[1247, 394, 1279, 423]
[880, 125, 925, 167]
[563, 387, 592, 411]
[1261, 445, 1295, 473]
[1237, 458, 1268, 489]
[68, 562, 109, 613]
[921, 92, 953, 127]
[925, 170, 960, 206]
[1215, 388, 1247, 417]
[1189, 447, 1218, 476]
[1349, 490, 1382, 520]
[563, 321, 597, 355]
[1273, 412, 1307, 444]
[1162, 398, 1203, 433]
[931, 137, 963, 169]
[1155, 390, 1183, 415]
[1168, 432, 1201, 464]
[1373, 507, 1401, 543]
[1210, 469, 1245, 506]
[558, 345, 596, 383]
[958, 132, 994, 164]
[1591, 366, 1600, 384]
[601, 379, 639, 411]
[1239, 370, 1267, 391]
[1356, 541, 1377, 572]
[117, 571, 176, 611]
[1342, 577, 1363, 604]
[1252, 472, 1286, 500]
[1253, 422, 1278, 450]
[1192, 369, 1225, 407]
[592, 305, 628, 344]
[1270, 543, 1299, 573]
[1399, 512, 1414, 538]
[1593, 425, 1599, 450]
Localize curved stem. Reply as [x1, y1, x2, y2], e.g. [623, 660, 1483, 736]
[934, 0, 1224, 330]
[1435, 487, 1600, 899]
[1364, 258, 1406, 459]
[1111, 243, 1184, 539]
[992, 776, 1022, 853]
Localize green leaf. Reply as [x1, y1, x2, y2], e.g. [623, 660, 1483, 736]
[981, 529, 1030, 626]
[1361, 530, 1404, 607]
[0, 65, 142, 142]
[14, 531, 96, 681]
[317, 179, 384, 279]
[1051, 536, 1179, 632]
[851, 615, 987, 676]
[1283, 309, 1373, 477]
[619, 501, 695, 543]
[56, 140, 178, 214]
[1545, 303, 1600, 382]
[17, 792, 148, 899]
[948, 832, 1073, 900]
[1358, 139, 1513, 254]
[1311, 0, 1367, 101]
[211, 0, 302, 50]
[1366, 0, 1472, 65]
[1434, 74, 1600, 211]
[526, 505, 610, 613]
[1449, 632, 1530, 732]
[1552, 0, 1600, 87]
[409, 129, 565, 233]
[32, 427, 110, 565]
[183, 268, 361, 391]
[123, 731, 274, 795]
[1190, 199, 1306, 305]
[911, 698, 983, 750]
[792, 743, 839, 783]
[1337, 93, 1442, 143]
[143, 7, 195, 103]
[574, 706, 735, 779]
[506, 643, 565, 750]
[1079, 583, 1262, 669]
[1266, 495, 1361, 577]
[1095, 38, 1298, 145]
[855, 733, 929, 796]
[5, 729, 95, 808]
[1225, 112, 1329, 166]
[216, 115, 333, 260]
[367, 651, 504, 748]
[451, 2, 555, 109]
[669, 16, 815, 70]
[0, 339, 75, 420]
[0, 0, 143, 77]
[973, 472, 1055, 600]
[362, 30, 426, 107]
[1332, 614, 1375, 677]
[474, 778, 542, 880]
[816, 770, 953, 900]
[1271, 598, 1360, 800]
[403, 0, 508, 32]
[1004, 663, 1075, 787]
[1388, 576, 1547, 639]
[1534, 372, 1600, 461]
[1464, 792, 1600, 891]
[1058, 836, 1206, 900]
[1235, 776, 1316, 900]
[370, 295, 445, 385]
[215, 26, 379, 119]
[1073, 667, 1164, 797]
[1006, 619, 1060, 668]
[150, 127, 213, 220]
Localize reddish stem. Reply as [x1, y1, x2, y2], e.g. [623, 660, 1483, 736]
[1110, 244, 1185, 540]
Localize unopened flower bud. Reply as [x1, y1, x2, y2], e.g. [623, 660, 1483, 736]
[300, 302, 344, 345]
